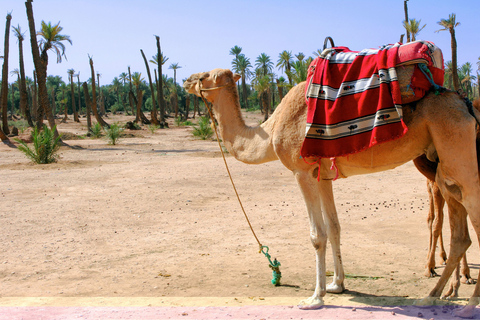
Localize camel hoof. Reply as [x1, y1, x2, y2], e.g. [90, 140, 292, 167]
[425, 268, 438, 278]
[326, 282, 345, 294]
[454, 305, 476, 318]
[298, 296, 324, 310]
[461, 275, 476, 285]
[413, 296, 436, 306]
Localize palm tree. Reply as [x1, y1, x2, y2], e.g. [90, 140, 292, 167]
[110, 77, 122, 114]
[255, 53, 273, 77]
[444, 60, 454, 90]
[10, 69, 19, 117]
[477, 56, 480, 97]
[459, 62, 475, 99]
[277, 50, 293, 86]
[12, 24, 33, 127]
[276, 76, 287, 101]
[296, 52, 305, 61]
[286, 58, 313, 85]
[312, 49, 323, 57]
[231, 53, 252, 109]
[140, 49, 159, 125]
[169, 63, 181, 118]
[153, 36, 167, 125]
[403, 18, 426, 42]
[436, 13, 461, 91]
[150, 52, 169, 66]
[253, 74, 271, 121]
[76, 73, 82, 116]
[88, 56, 109, 128]
[25, 0, 72, 137]
[229, 45, 242, 58]
[131, 71, 149, 123]
[67, 69, 77, 122]
[119, 72, 128, 113]
[1, 12, 12, 136]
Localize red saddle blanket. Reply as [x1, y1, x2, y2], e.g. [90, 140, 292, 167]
[301, 41, 443, 160]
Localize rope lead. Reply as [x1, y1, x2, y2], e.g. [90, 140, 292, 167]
[199, 85, 281, 286]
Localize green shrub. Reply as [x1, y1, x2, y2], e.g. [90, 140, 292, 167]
[15, 125, 62, 164]
[104, 123, 124, 145]
[192, 116, 213, 140]
[147, 124, 160, 134]
[90, 122, 103, 138]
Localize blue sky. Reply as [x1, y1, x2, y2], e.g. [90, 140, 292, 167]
[2, 0, 479, 86]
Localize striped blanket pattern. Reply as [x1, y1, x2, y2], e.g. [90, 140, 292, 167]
[301, 43, 408, 159]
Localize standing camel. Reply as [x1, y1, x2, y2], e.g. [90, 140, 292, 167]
[414, 154, 475, 297]
[184, 68, 480, 317]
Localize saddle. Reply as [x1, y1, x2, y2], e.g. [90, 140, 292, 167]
[301, 40, 444, 160]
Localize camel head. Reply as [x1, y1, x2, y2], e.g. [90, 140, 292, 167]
[183, 68, 241, 102]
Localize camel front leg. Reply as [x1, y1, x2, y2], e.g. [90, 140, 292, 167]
[294, 170, 328, 309]
[318, 178, 345, 293]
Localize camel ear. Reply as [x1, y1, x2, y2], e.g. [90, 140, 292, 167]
[233, 73, 241, 82]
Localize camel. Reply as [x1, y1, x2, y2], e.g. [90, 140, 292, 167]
[414, 155, 474, 297]
[184, 68, 480, 316]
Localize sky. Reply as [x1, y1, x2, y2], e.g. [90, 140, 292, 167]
[1, 0, 479, 86]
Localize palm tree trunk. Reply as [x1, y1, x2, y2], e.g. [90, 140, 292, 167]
[450, 29, 460, 91]
[155, 36, 166, 125]
[241, 76, 249, 109]
[25, 0, 60, 139]
[127, 67, 136, 115]
[140, 49, 159, 125]
[1, 13, 12, 135]
[51, 87, 56, 116]
[70, 74, 77, 122]
[31, 70, 38, 121]
[17, 32, 33, 127]
[88, 56, 109, 128]
[82, 82, 92, 132]
[76, 75, 82, 117]
[404, 1, 410, 42]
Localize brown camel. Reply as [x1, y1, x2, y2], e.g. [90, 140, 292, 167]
[184, 68, 480, 316]
[414, 155, 474, 297]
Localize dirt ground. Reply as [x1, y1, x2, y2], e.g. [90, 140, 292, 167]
[0, 112, 478, 309]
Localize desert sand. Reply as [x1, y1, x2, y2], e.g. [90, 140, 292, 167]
[0, 112, 478, 312]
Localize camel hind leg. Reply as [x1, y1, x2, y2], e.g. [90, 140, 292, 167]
[425, 179, 446, 277]
[417, 93, 479, 305]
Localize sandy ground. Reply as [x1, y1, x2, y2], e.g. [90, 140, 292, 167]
[0, 112, 479, 318]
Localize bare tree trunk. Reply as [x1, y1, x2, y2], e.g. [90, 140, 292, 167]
[155, 36, 166, 125]
[76, 74, 82, 117]
[140, 49, 159, 125]
[450, 29, 460, 91]
[127, 67, 136, 115]
[50, 87, 57, 117]
[25, 0, 60, 139]
[184, 95, 190, 121]
[1, 13, 12, 135]
[82, 82, 92, 133]
[88, 56, 109, 128]
[404, 0, 410, 43]
[31, 70, 38, 121]
[70, 74, 77, 122]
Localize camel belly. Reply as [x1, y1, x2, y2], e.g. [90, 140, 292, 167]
[334, 127, 430, 177]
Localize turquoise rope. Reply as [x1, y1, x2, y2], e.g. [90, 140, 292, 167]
[260, 246, 282, 286]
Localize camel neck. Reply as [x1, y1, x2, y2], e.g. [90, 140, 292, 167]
[212, 88, 278, 164]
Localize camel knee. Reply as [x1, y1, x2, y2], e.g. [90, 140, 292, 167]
[310, 231, 327, 250]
